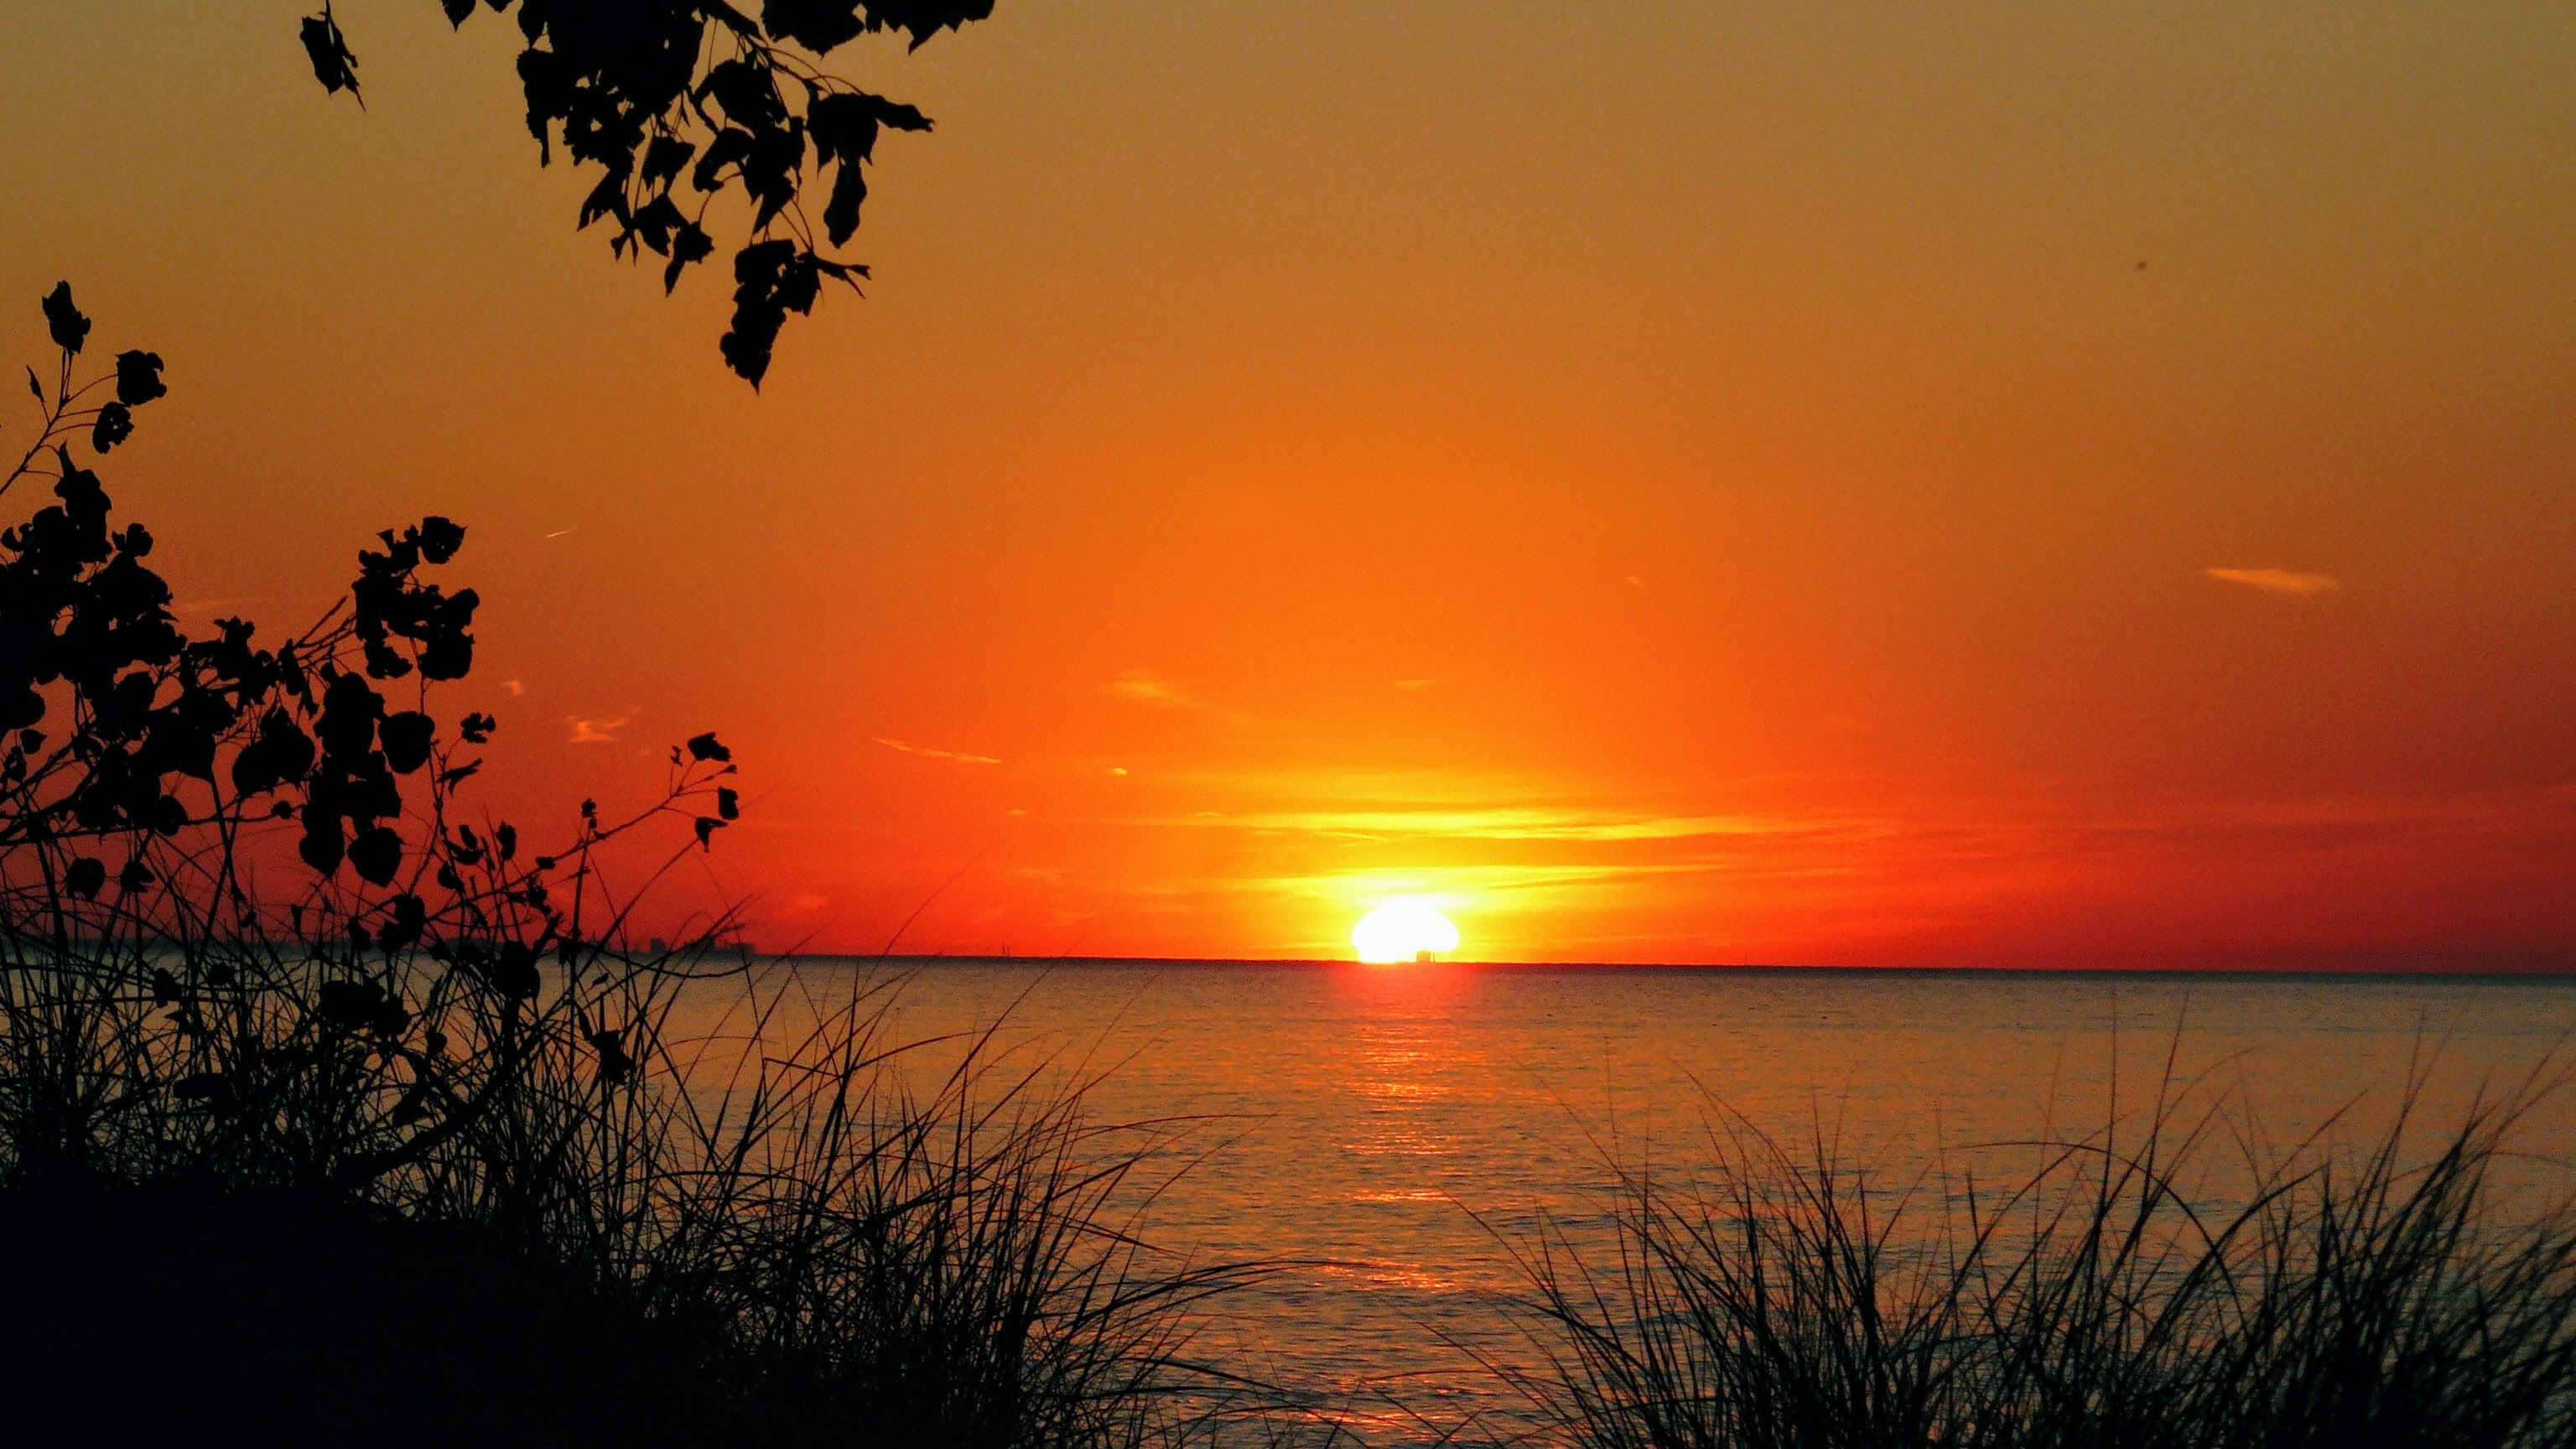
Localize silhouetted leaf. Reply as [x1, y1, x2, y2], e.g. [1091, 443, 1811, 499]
[664, 221, 715, 293]
[767, 0, 993, 51]
[694, 816, 724, 849]
[441, 0, 475, 26]
[459, 711, 496, 745]
[417, 590, 477, 679]
[719, 242, 802, 385]
[40, 282, 89, 356]
[233, 708, 315, 795]
[65, 856, 106, 899]
[763, 0, 864, 50]
[639, 134, 695, 190]
[378, 891, 427, 952]
[698, 59, 784, 130]
[349, 825, 402, 886]
[631, 195, 688, 257]
[690, 128, 755, 194]
[91, 402, 133, 452]
[822, 158, 867, 247]
[416, 515, 464, 564]
[716, 786, 740, 820]
[742, 124, 807, 230]
[812, 91, 930, 164]
[380, 711, 435, 773]
[578, 169, 630, 231]
[515, 44, 567, 161]
[884, 0, 995, 50]
[686, 732, 731, 762]
[113, 350, 165, 405]
[317, 671, 383, 761]
[299, 5, 362, 104]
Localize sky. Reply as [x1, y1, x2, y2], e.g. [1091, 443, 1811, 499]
[4, 1, 2572, 965]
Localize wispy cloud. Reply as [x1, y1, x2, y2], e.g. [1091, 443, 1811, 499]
[874, 736, 1001, 766]
[1104, 669, 1218, 711]
[568, 713, 633, 744]
[2205, 567, 2340, 596]
[1193, 807, 1824, 843]
[1391, 678, 1436, 692]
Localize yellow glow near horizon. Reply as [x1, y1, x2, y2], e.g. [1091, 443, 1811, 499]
[1352, 900, 1462, 963]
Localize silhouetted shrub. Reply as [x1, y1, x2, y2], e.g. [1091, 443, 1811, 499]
[0, 287, 1269, 1449]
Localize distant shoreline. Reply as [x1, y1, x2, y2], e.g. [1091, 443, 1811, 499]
[787, 953, 2576, 979]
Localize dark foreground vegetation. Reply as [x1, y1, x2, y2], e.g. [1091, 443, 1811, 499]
[8, 293, 2575, 1449]
[1498, 1063, 2576, 1449]
[0, 292, 1267, 1448]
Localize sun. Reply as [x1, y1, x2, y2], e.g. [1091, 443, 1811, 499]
[1352, 899, 1461, 963]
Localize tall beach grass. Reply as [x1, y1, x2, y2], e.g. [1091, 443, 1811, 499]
[0, 921, 1287, 1446]
[1493, 1050, 2576, 1449]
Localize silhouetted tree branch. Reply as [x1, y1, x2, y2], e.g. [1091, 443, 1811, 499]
[302, 1, 995, 387]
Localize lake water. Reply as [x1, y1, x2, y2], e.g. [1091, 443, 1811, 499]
[683, 962, 2576, 1444]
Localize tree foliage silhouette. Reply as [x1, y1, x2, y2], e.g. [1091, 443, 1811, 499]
[301, 1, 994, 387]
[4, 283, 741, 1192]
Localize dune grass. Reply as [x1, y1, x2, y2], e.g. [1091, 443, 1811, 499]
[1493, 1052, 2576, 1449]
[0, 917, 1285, 1447]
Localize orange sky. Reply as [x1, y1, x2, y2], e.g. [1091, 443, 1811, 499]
[6, 2, 2573, 964]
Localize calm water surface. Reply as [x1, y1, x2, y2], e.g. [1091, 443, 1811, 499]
[685, 962, 2576, 1443]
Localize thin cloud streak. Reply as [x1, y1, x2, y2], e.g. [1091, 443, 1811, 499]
[568, 713, 633, 744]
[2206, 567, 2340, 596]
[1187, 807, 1858, 844]
[874, 736, 1002, 766]
[1104, 669, 1218, 710]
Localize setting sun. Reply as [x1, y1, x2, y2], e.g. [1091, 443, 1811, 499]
[1352, 901, 1462, 963]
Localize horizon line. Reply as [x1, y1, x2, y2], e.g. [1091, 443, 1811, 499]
[749, 952, 2576, 979]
